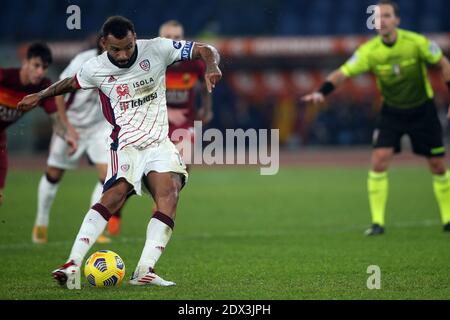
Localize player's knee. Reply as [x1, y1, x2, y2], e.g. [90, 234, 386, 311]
[428, 157, 447, 175]
[157, 187, 179, 206]
[45, 167, 64, 184]
[371, 150, 392, 172]
[100, 179, 131, 211]
[371, 157, 389, 172]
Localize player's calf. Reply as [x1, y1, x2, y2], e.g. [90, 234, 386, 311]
[371, 148, 394, 173]
[100, 178, 133, 214]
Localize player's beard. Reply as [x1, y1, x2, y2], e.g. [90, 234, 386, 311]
[116, 59, 129, 65]
[108, 45, 138, 69]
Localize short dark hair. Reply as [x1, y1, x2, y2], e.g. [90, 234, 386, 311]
[378, 0, 400, 17]
[101, 16, 135, 39]
[27, 42, 53, 65]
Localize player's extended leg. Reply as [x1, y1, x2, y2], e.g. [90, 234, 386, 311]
[90, 163, 111, 244]
[427, 157, 450, 231]
[89, 162, 132, 237]
[98, 160, 123, 236]
[33, 167, 65, 243]
[366, 148, 394, 236]
[52, 178, 132, 288]
[89, 162, 108, 207]
[130, 171, 183, 287]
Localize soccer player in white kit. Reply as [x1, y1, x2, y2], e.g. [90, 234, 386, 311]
[18, 16, 222, 287]
[32, 43, 113, 244]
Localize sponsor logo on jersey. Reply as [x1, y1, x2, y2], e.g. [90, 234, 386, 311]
[139, 59, 151, 72]
[119, 92, 158, 111]
[132, 78, 154, 89]
[121, 164, 130, 172]
[181, 41, 194, 61]
[173, 41, 182, 49]
[116, 84, 131, 100]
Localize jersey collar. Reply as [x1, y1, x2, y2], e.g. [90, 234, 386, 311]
[381, 30, 400, 48]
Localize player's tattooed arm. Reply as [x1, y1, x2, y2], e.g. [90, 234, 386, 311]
[39, 76, 79, 100]
[191, 43, 222, 93]
[17, 76, 79, 112]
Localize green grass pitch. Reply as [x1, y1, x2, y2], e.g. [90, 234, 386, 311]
[0, 166, 449, 299]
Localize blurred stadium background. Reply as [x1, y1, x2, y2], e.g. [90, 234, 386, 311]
[2, 0, 450, 157]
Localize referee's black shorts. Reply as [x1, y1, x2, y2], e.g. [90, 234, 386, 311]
[373, 99, 445, 158]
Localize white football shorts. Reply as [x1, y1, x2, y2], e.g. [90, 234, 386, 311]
[47, 122, 110, 170]
[103, 137, 188, 196]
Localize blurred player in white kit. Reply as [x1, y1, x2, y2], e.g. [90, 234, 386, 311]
[32, 38, 115, 244]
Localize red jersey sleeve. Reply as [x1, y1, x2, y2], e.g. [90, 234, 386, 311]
[41, 97, 57, 114]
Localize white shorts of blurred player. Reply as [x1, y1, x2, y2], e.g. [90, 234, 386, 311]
[47, 122, 111, 170]
[103, 137, 188, 196]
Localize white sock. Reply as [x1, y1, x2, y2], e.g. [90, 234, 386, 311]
[68, 207, 109, 266]
[35, 175, 59, 226]
[137, 216, 173, 270]
[90, 182, 104, 207]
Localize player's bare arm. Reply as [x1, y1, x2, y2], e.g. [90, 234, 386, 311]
[17, 76, 79, 112]
[55, 95, 80, 141]
[191, 43, 222, 93]
[301, 69, 348, 105]
[49, 112, 78, 155]
[436, 56, 450, 118]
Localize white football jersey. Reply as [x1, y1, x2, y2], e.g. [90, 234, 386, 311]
[75, 38, 194, 151]
[60, 49, 105, 128]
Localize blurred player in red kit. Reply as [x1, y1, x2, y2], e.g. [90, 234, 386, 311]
[107, 20, 214, 235]
[0, 42, 74, 205]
